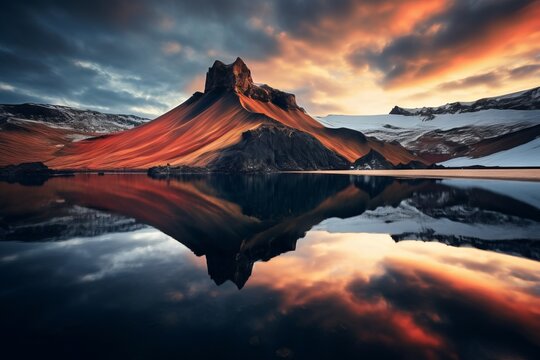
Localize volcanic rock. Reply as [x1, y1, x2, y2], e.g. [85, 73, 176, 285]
[352, 149, 393, 170]
[209, 124, 350, 172]
[0, 162, 73, 185]
[147, 164, 211, 178]
[204, 57, 302, 111]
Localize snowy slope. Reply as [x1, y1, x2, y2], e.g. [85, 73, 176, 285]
[0, 103, 149, 134]
[315, 178, 540, 241]
[439, 178, 540, 209]
[314, 202, 540, 241]
[440, 137, 540, 167]
[318, 109, 540, 141]
[318, 109, 540, 161]
[391, 86, 540, 116]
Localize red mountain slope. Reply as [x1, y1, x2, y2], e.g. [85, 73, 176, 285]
[48, 91, 264, 169]
[0, 119, 88, 166]
[12, 58, 421, 170]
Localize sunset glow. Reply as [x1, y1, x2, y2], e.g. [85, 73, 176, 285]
[1, 0, 539, 117]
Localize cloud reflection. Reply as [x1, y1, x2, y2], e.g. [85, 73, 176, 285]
[1, 217, 540, 357]
[248, 231, 540, 358]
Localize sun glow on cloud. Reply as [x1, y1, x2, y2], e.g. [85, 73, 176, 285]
[0, 0, 539, 116]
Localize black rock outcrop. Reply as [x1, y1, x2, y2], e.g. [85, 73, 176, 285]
[352, 149, 393, 170]
[389, 105, 412, 116]
[0, 162, 73, 185]
[147, 165, 211, 178]
[208, 124, 349, 172]
[204, 57, 303, 111]
[395, 160, 442, 169]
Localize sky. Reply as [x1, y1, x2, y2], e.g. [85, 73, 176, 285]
[0, 0, 539, 118]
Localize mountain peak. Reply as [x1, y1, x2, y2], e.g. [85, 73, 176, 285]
[204, 57, 253, 94]
[232, 56, 247, 67]
[203, 57, 302, 111]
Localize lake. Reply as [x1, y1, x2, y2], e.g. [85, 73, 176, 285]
[1, 174, 539, 359]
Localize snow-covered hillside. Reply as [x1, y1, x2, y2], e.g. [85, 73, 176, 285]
[441, 137, 540, 167]
[318, 109, 539, 145]
[316, 202, 540, 241]
[315, 178, 540, 242]
[390, 86, 540, 117]
[0, 103, 149, 134]
[318, 109, 540, 164]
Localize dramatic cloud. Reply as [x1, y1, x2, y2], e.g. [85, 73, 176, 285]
[0, 0, 539, 116]
[510, 64, 540, 78]
[437, 71, 502, 91]
[437, 64, 540, 91]
[351, 0, 540, 87]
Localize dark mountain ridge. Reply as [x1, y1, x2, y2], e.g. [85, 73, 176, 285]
[390, 86, 540, 118]
[0, 103, 149, 133]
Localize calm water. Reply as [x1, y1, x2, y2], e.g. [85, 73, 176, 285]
[1, 174, 540, 359]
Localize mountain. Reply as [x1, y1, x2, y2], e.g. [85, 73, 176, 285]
[41, 58, 419, 171]
[390, 87, 540, 118]
[352, 149, 393, 170]
[0, 203, 146, 242]
[319, 87, 540, 165]
[0, 103, 148, 133]
[0, 104, 149, 166]
[2, 174, 539, 289]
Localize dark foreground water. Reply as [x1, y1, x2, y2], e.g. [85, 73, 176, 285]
[1, 174, 540, 359]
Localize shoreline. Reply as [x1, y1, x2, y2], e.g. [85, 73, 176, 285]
[296, 169, 540, 182]
[7, 166, 540, 182]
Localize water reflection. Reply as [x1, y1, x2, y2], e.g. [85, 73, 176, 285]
[1, 174, 540, 358]
[2, 174, 540, 287]
[250, 233, 540, 359]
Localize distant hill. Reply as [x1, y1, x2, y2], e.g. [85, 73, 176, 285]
[390, 86, 540, 118]
[0, 103, 149, 133]
[0, 104, 149, 166]
[319, 87, 540, 166]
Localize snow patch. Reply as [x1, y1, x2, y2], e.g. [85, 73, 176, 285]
[440, 137, 540, 167]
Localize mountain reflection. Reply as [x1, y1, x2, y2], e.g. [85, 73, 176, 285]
[1, 174, 540, 288]
[2, 175, 540, 359]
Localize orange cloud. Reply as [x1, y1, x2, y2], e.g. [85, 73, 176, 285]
[161, 41, 182, 55]
[238, 0, 540, 115]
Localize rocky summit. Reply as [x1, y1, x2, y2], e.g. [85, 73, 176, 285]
[204, 57, 302, 111]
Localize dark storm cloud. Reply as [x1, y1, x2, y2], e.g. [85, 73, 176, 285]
[76, 87, 167, 110]
[0, 89, 42, 104]
[509, 64, 540, 79]
[437, 71, 501, 91]
[349, 0, 537, 86]
[273, 0, 357, 41]
[270, 0, 427, 49]
[409, 62, 540, 95]
[1, 0, 537, 115]
[0, 0, 283, 116]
